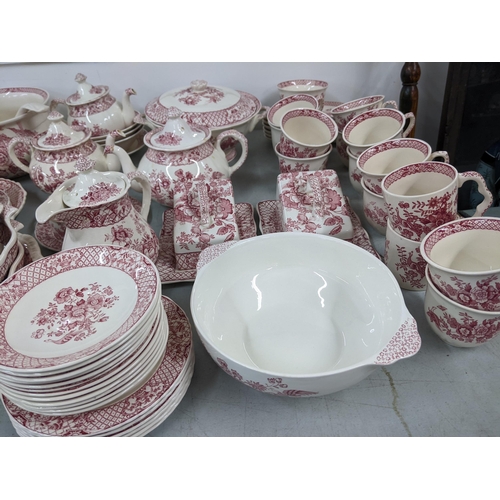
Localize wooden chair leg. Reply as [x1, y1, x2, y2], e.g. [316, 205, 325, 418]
[399, 62, 421, 138]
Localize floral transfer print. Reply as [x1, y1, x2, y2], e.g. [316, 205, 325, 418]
[30, 283, 120, 344]
[426, 305, 500, 344]
[217, 358, 318, 397]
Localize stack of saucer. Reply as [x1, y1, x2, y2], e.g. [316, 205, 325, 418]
[0, 245, 167, 417]
[2, 297, 194, 436]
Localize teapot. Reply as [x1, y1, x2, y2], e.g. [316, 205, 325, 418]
[35, 157, 159, 263]
[113, 107, 248, 207]
[0, 87, 51, 178]
[57, 73, 137, 137]
[8, 111, 120, 194]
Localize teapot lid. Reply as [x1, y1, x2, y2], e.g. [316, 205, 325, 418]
[65, 73, 110, 106]
[36, 111, 90, 150]
[62, 157, 127, 208]
[147, 107, 210, 152]
[144, 80, 261, 130]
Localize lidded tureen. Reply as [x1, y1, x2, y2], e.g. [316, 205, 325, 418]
[144, 80, 265, 137]
[58, 73, 137, 137]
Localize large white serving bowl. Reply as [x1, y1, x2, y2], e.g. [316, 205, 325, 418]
[191, 233, 421, 397]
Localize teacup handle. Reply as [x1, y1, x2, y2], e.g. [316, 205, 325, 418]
[126, 172, 151, 220]
[458, 171, 493, 217]
[401, 112, 416, 138]
[215, 130, 248, 175]
[382, 100, 398, 109]
[429, 151, 450, 163]
[7, 137, 32, 174]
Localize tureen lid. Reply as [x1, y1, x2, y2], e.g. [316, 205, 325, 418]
[36, 111, 90, 149]
[65, 73, 110, 106]
[146, 107, 210, 151]
[62, 157, 127, 208]
[144, 80, 261, 130]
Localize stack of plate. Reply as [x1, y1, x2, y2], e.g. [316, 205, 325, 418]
[0, 246, 173, 421]
[2, 296, 194, 436]
[93, 120, 147, 155]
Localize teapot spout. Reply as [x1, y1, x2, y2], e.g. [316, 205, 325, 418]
[121, 88, 137, 128]
[105, 144, 142, 192]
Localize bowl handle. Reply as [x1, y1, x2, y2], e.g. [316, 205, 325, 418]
[373, 313, 421, 365]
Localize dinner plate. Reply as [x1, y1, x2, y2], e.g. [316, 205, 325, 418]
[2, 296, 193, 436]
[0, 246, 161, 373]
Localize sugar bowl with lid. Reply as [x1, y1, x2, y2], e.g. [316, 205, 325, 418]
[7, 111, 116, 194]
[120, 107, 248, 207]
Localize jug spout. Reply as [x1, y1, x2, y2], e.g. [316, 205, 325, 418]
[35, 183, 71, 224]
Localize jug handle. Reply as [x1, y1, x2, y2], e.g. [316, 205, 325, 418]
[401, 112, 416, 138]
[126, 172, 151, 220]
[7, 137, 32, 174]
[214, 130, 248, 175]
[458, 171, 493, 217]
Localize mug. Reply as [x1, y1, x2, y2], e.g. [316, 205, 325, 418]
[382, 161, 493, 242]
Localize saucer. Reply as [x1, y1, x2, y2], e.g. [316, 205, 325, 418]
[256, 199, 380, 260]
[157, 202, 257, 284]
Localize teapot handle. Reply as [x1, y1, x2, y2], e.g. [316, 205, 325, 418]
[126, 172, 151, 220]
[214, 130, 248, 175]
[7, 137, 32, 174]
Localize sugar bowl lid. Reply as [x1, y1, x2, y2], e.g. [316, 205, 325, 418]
[65, 73, 110, 106]
[62, 157, 127, 208]
[145, 79, 261, 130]
[145, 107, 210, 152]
[36, 111, 90, 150]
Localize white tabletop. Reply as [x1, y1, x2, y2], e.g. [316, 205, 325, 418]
[1, 126, 499, 437]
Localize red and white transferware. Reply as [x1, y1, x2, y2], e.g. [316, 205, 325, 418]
[384, 219, 427, 291]
[0, 87, 51, 178]
[0, 245, 160, 373]
[145, 80, 265, 137]
[35, 158, 159, 263]
[277, 170, 353, 239]
[173, 178, 239, 271]
[2, 296, 194, 436]
[275, 143, 331, 174]
[424, 266, 500, 347]
[58, 73, 137, 137]
[342, 108, 415, 156]
[277, 80, 328, 110]
[382, 161, 493, 242]
[8, 111, 116, 194]
[279, 108, 338, 159]
[421, 217, 500, 312]
[361, 178, 387, 235]
[357, 138, 449, 195]
[122, 107, 248, 207]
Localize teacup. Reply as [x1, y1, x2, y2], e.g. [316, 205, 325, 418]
[384, 219, 427, 291]
[342, 108, 415, 156]
[267, 94, 319, 150]
[382, 161, 493, 242]
[277, 80, 328, 110]
[424, 266, 500, 347]
[329, 95, 398, 132]
[361, 178, 387, 235]
[280, 108, 337, 159]
[420, 217, 500, 312]
[347, 146, 363, 193]
[357, 138, 450, 195]
[275, 143, 331, 174]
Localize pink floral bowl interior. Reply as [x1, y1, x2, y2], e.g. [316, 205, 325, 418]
[191, 232, 421, 397]
[424, 266, 500, 347]
[421, 217, 500, 312]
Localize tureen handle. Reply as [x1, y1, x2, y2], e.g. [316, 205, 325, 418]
[214, 130, 248, 175]
[7, 137, 32, 174]
[126, 172, 151, 220]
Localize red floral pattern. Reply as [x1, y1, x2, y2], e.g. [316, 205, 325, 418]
[79, 182, 122, 206]
[216, 358, 318, 396]
[69, 95, 116, 117]
[384, 240, 426, 290]
[30, 283, 120, 344]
